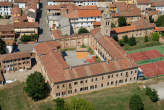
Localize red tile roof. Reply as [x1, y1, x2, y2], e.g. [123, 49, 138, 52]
[14, 22, 38, 28]
[136, 0, 152, 5]
[112, 26, 136, 33]
[93, 21, 101, 26]
[151, 1, 164, 7]
[0, 24, 14, 32]
[35, 33, 137, 83]
[155, 27, 164, 32]
[0, 52, 31, 61]
[51, 29, 62, 39]
[0, 2, 12, 6]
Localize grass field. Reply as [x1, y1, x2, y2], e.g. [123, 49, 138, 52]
[0, 81, 164, 110]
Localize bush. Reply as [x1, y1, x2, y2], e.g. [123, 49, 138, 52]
[54, 98, 65, 110]
[128, 37, 136, 46]
[78, 27, 89, 34]
[145, 87, 159, 102]
[123, 35, 128, 43]
[118, 16, 127, 27]
[20, 34, 38, 42]
[112, 35, 118, 41]
[129, 94, 144, 110]
[118, 40, 124, 46]
[24, 71, 49, 101]
[111, 22, 116, 28]
[151, 32, 160, 41]
[144, 36, 149, 42]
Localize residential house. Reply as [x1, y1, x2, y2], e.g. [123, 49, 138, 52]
[0, 52, 32, 73]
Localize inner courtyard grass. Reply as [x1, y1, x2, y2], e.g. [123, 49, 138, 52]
[0, 81, 164, 110]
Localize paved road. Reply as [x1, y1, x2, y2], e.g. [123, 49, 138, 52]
[38, 0, 52, 42]
[17, 0, 52, 52]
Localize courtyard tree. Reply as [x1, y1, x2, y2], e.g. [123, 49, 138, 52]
[78, 27, 89, 34]
[150, 89, 159, 102]
[151, 32, 160, 41]
[0, 38, 6, 54]
[66, 97, 95, 110]
[24, 71, 49, 101]
[149, 16, 154, 23]
[128, 37, 136, 46]
[111, 22, 116, 28]
[155, 15, 164, 27]
[54, 98, 65, 110]
[129, 94, 144, 110]
[118, 16, 127, 27]
[144, 35, 149, 42]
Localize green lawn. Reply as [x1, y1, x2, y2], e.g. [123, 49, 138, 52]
[0, 81, 164, 110]
[123, 37, 162, 51]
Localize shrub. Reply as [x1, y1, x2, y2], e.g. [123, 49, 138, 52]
[0, 38, 6, 54]
[155, 15, 164, 27]
[129, 94, 144, 110]
[123, 35, 128, 43]
[112, 35, 118, 41]
[54, 98, 65, 110]
[111, 22, 116, 28]
[144, 36, 149, 42]
[128, 37, 136, 46]
[20, 34, 38, 42]
[151, 32, 160, 41]
[78, 27, 89, 34]
[118, 40, 124, 46]
[24, 71, 49, 101]
[150, 89, 159, 102]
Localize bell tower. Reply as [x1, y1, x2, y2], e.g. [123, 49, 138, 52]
[101, 7, 111, 36]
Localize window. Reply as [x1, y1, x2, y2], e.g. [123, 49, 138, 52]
[57, 85, 59, 89]
[74, 82, 78, 85]
[95, 78, 97, 81]
[121, 73, 122, 76]
[90, 85, 94, 90]
[107, 82, 109, 86]
[85, 80, 88, 83]
[111, 81, 114, 85]
[116, 74, 118, 77]
[56, 93, 60, 97]
[62, 84, 65, 88]
[119, 80, 123, 83]
[80, 80, 83, 84]
[131, 71, 133, 74]
[125, 78, 127, 82]
[75, 89, 77, 93]
[102, 76, 104, 80]
[62, 91, 65, 96]
[95, 85, 97, 88]
[111, 74, 113, 78]
[134, 77, 136, 80]
[91, 78, 93, 82]
[68, 90, 72, 94]
[101, 83, 103, 87]
[108, 75, 110, 79]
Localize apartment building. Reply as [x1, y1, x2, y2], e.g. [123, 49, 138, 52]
[0, 52, 32, 73]
[0, 2, 12, 16]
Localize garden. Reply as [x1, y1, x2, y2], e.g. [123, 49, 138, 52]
[20, 34, 38, 42]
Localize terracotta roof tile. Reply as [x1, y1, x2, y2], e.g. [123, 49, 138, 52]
[0, 2, 12, 6]
[152, 1, 164, 7]
[155, 27, 164, 32]
[14, 22, 38, 28]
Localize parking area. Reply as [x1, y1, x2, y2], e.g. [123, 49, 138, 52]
[149, 82, 164, 100]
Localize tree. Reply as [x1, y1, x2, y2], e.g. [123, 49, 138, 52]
[78, 27, 89, 34]
[123, 35, 129, 43]
[128, 37, 136, 46]
[66, 98, 95, 110]
[150, 89, 159, 102]
[111, 22, 116, 28]
[54, 98, 65, 110]
[24, 71, 49, 101]
[0, 38, 6, 54]
[118, 16, 127, 27]
[155, 15, 164, 27]
[112, 35, 118, 41]
[144, 35, 149, 42]
[129, 94, 144, 110]
[145, 87, 152, 96]
[151, 32, 160, 41]
[119, 40, 124, 46]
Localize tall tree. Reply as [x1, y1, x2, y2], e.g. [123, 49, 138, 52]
[24, 71, 49, 101]
[128, 37, 136, 46]
[0, 38, 6, 54]
[151, 32, 160, 41]
[129, 94, 144, 110]
[118, 16, 127, 27]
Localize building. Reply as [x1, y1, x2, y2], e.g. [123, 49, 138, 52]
[47, 4, 101, 33]
[111, 19, 155, 39]
[14, 22, 38, 36]
[151, 1, 164, 15]
[48, 0, 98, 6]
[110, 2, 141, 26]
[0, 24, 15, 53]
[136, 0, 152, 13]
[34, 9, 138, 98]
[0, 52, 32, 73]
[0, 2, 12, 16]
[14, 0, 39, 9]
